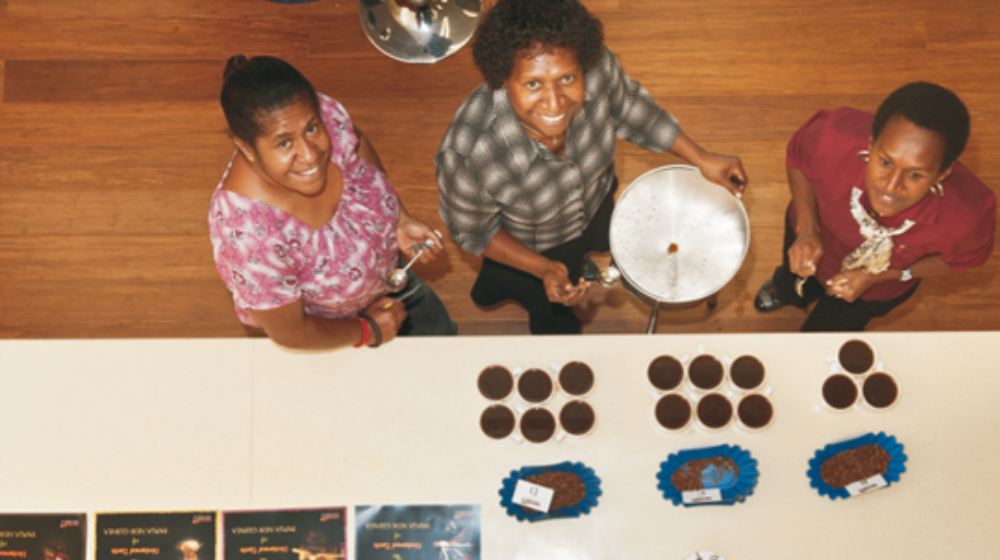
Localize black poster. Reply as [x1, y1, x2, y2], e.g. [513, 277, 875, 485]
[222, 508, 346, 560]
[0, 513, 86, 560]
[95, 512, 217, 560]
[355, 506, 479, 560]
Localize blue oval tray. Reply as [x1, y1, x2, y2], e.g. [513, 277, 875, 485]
[657, 444, 759, 507]
[807, 431, 907, 500]
[499, 461, 601, 522]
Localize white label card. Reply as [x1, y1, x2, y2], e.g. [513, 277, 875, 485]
[512, 480, 554, 513]
[682, 488, 723, 504]
[845, 474, 889, 497]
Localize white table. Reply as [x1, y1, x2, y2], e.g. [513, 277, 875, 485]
[2, 333, 998, 559]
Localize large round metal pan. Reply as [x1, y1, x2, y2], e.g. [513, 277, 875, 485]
[359, 0, 482, 64]
[609, 165, 750, 307]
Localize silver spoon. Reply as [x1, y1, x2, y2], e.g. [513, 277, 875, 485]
[384, 230, 443, 291]
[597, 266, 621, 287]
[385, 249, 424, 291]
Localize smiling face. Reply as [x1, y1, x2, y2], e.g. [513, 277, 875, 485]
[504, 45, 585, 140]
[237, 95, 332, 197]
[866, 115, 954, 217]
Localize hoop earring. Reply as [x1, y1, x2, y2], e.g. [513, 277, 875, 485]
[856, 149, 870, 162]
[931, 182, 945, 197]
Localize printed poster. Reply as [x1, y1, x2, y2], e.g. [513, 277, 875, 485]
[0, 513, 86, 560]
[95, 511, 217, 560]
[223, 508, 346, 560]
[355, 505, 479, 560]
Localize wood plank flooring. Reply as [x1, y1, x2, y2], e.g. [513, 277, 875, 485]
[1, 0, 998, 339]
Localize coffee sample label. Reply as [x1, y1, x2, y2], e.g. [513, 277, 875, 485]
[845, 475, 889, 497]
[512, 480, 555, 513]
[0, 513, 86, 560]
[681, 489, 723, 504]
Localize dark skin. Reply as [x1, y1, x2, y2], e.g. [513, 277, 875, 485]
[788, 115, 955, 302]
[487, 45, 749, 305]
[225, 97, 443, 349]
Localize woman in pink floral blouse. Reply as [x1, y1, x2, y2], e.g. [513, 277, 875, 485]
[210, 55, 456, 349]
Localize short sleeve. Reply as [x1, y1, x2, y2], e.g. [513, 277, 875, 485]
[786, 110, 832, 174]
[436, 147, 505, 256]
[941, 168, 997, 272]
[601, 47, 681, 152]
[317, 93, 360, 168]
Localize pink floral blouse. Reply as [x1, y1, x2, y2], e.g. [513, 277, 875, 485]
[209, 94, 399, 328]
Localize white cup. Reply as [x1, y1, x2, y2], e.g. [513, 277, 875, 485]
[687, 354, 727, 394]
[859, 371, 901, 411]
[516, 367, 556, 405]
[728, 354, 767, 392]
[558, 399, 597, 439]
[836, 338, 878, 375]
[694, 392, 734, 431]
[479, 404, 522, 443]
[735, 389, 775, 432]
[518, 406, 558, 444]
[653, 392, 694, 433]
[820, 373, 860, 412]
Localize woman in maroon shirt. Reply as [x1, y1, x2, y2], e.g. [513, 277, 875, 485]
[755, 82, 995, 331]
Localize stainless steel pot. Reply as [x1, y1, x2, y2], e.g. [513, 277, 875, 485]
[359, 0, 482, 64]
[603, 165, 750, 333]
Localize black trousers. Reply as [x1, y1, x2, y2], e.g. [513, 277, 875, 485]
[393, 269, 458, 336]
[772, 206, 919, 332]
[470, 178, 618, 334]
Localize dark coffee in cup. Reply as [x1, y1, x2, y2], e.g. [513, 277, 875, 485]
[839, 339, 875, 374]
[648, 355, 684, 391]
[559, 361, 595, 396]
[559, 400, 596, 436]
[737, 394, 774, 429]
[822, 374, 859, 410]
[730, 355, 765, 390]
[478, 365, 513, 401]
[480, 404, 516, 440]
[518, 368, 553, 403]
[655, 393, 692, 430]
[689, 355, 724, 391]
[863, 372, 899, 409]
[520, 407, 556, 443]
[696, 393, 733, 429]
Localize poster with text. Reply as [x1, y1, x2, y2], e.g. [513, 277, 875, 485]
[0, 513, 86, 560]
[222, 508, 346, 560]
[95, 511, 217, 560]
[355, 506, 479, 560]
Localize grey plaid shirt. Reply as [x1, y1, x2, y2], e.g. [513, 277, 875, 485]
[435, 46, 682, 256]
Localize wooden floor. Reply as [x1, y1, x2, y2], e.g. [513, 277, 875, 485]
[1, 0, 998, 339]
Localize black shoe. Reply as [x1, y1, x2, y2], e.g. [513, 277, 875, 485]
[754, 277, 788, 312]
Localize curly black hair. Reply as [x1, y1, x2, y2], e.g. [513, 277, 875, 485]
[872, 82, 970, 171]
[472, 0, 604, 90]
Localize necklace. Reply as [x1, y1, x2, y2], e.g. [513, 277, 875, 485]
[519, 120, 562, 146]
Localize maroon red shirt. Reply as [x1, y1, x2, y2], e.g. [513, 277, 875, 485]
[787, 107, 996, 301]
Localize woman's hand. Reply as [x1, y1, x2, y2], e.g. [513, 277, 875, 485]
[396, 213, 444, 265]
[667, 133, 748, 198]
[361, 296, 408, 345]
[825, 269, 877, 303]
[788, 229, 824, 278]
[540, 260, 591, 305]
[696, 152, 748, 198]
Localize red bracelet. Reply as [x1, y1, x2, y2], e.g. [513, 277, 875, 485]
[352, 316, 369, 348]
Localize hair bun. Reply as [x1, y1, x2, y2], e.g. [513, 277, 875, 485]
[223, 54, 249, 82]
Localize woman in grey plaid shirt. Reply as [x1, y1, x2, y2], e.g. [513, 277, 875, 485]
[435, 0, 748, 334]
